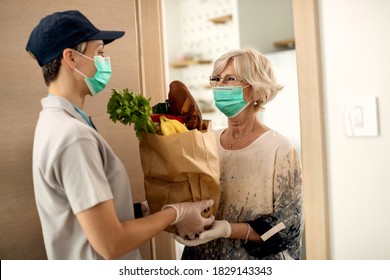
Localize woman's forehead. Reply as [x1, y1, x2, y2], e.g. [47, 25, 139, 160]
[220, 62, 235, 74]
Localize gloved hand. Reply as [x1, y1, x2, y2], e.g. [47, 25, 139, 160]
[170, 220, 231, 246]
[162, 200, 215, 239]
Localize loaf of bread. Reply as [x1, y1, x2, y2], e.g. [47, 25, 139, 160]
[168, 80, 203, 130]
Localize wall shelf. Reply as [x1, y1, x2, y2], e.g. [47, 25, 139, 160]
[208, 14, 232, 24]
[274, 38, 295, 48]
[170, 59, 212, 68]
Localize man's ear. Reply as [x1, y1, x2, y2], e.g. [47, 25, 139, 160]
[62, 48, 76, 69]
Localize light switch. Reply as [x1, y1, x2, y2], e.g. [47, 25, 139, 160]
[344, 96, 379, 137]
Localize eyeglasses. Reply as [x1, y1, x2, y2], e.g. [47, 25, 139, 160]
[209, 74, 241, 87]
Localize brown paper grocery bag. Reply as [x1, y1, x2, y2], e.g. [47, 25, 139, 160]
[139, 129, 221, 233]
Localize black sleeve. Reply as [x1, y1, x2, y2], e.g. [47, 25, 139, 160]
[243, 216, 288, 259]
[133, 203, 143, 219]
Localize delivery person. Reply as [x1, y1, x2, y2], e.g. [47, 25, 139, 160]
[26, 10, 214, 260]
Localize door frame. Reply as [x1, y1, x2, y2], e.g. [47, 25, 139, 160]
[145, 0, 330, 260]
[292, 0, 330, 259]
[137, 0, 176, 260]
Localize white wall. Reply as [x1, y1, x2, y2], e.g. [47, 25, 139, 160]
[262, 50, 301, 156]
[238, 0, 294, 53]
[318, 0, 390, 259]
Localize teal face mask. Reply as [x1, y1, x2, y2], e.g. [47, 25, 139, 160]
[213, 86, 249, 118]
[74, 52, 112, 96]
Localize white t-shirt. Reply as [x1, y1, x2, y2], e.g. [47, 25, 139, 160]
[32, 95, 141, 260]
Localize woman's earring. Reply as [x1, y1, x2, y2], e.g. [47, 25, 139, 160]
[253, 100, 258, 106]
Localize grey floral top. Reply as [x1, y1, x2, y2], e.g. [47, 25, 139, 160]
[182, 129, 304, 260]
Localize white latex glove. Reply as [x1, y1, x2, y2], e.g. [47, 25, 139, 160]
[162, 200, 215, 239]
[170, 220, 231, 246]
[141, 200, 151, 217]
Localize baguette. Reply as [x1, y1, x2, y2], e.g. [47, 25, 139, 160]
[168, 80, 203, 130]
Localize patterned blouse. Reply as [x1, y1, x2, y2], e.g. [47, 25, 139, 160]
[182, 129, 304, 260]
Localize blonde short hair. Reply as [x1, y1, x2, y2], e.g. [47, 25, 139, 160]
[212, 47, 283, 111]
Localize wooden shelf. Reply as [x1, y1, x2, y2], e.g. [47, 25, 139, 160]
[209, 14, 232, 24]
[274, 38, 295, 48]
[170, 59, 212, 68]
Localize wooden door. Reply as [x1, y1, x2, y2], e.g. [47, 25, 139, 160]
[0, 0, 173, 260]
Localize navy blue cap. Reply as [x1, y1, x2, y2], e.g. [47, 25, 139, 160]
[26, 10, 125, 66]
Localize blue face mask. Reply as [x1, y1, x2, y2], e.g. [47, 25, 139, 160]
[74, 52, 112, 96]
[213, 86, 250, 118]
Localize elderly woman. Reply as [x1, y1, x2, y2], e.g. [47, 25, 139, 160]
[173, 47, 304, 260]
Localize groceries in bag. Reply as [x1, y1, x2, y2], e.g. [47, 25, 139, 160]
[107, 82, 220, 233]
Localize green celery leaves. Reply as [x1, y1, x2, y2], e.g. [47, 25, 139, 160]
[107, 88, 157, 140]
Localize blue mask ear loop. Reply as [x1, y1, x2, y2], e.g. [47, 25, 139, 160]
[47, 94, 96, 130]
